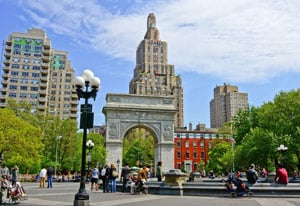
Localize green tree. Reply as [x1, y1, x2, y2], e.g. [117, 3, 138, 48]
[232, 89, 300, 172]
[234, 128, 277, 171]
[206, 141, 233, 175]
[123, 128, 155, 167]
[0, 108, 43, 173]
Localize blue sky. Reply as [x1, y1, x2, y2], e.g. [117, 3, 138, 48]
[1, 0, 300, 128]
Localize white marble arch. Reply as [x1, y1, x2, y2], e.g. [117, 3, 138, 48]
[102, 93, 177, 174]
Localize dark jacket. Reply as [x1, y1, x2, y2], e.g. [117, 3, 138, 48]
[47, 167, 55, 177]
[121, 166, 130, 180]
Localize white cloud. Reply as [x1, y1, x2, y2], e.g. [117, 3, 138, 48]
[20, 0, 300, 83]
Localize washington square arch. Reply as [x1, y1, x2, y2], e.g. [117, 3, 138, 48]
[102, 93, 177, 173]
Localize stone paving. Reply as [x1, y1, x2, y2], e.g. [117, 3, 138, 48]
[2, 182, 300, 206]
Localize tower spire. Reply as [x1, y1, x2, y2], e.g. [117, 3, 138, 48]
[144, 13, 160, 40]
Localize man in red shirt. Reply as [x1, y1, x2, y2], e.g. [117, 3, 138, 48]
[274, 164, 288, 185]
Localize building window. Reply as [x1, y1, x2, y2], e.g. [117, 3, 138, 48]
[13, 44, 21, 49]
[23, 59, 30, 63]
[11, 71, 18, 76]
[20, 86, 27, 90]
[31, 80, 39, 84]
[22, 65, 30, 70]
[21, 79, 28, 83]
[186, 151, 190, 159]
[13, 50, 21, 55]
[31, 87, 38, 91]
[9, 85, 17, 90]
[177, 152, 181, 159]
[177, 163, 181, 169]
[34, 53, 41, 57]
[12, 64, 20, 69]
[32, 73, 40, 77]
[209, 142, 212, 149]
[193, 151, 197, 158]
[22, 72, 29, 77]
[24, 44, 31, 50]
[201, 152, 205, 159]
[9, 93, 16, 97]
[200, 142, 204, 148]
[32, 66, 40, 70]
[193, 141, 197, 148]
[20, 93, 27, 98]
[30, 94, 38, 98]
[185, 141, 189, 148]
[176, 141, 181, 148]
[33, 59, 41, 64]
[10, 78, 18, 83]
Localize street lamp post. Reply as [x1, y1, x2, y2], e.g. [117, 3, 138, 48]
[117, 158, 120, 174]
[74, 69, 100, 206]
[277, 144, 288, 166]
[86, 140, 94, 182]
[55, 136, 62, 179]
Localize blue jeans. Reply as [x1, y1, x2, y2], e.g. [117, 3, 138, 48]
[47, 176, 53, 188]
[110, 179, 116, 193]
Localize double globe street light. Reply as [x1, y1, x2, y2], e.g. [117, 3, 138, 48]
[277, 144, 288, 166]
[74, 69, 100, 206]
[86, 140, 94, 181]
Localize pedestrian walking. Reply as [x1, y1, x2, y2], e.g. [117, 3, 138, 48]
[109, 163, 118, 193]
[120, 162, 130, 192]
[156, 161, 162, 182]
[91, 166, 99, 191]
[47, 166, 54, 188]
[101, 164, 110, 193]
[39, 167, 47, 188]
[0, 164, 10, 179]
[11, 165, 19, 186]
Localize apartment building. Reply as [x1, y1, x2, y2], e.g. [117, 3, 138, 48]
[210, 83, 248, 128]
[174, 124, 230, 173]
[129, 13, 184, 128]
[0, 28, 78, 119]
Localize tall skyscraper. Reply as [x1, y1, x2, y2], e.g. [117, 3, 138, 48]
[210, 83, 248, 128]
[129, 13, 184, 128]
[0, 28, 78, 119]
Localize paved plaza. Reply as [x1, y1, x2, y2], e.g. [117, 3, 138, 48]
[4, 182, 300, 206]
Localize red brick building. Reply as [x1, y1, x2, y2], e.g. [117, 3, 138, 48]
[174, 124, 231, 173]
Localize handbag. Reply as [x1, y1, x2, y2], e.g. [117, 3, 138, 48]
[112, 170, 118, 177]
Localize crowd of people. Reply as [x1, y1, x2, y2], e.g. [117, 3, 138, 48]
[0, 163, 27, 204]
[0, 159, 294, 200]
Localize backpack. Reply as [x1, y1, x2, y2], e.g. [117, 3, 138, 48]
[247, 170, 257, 184]
[101, 168, 106, 177]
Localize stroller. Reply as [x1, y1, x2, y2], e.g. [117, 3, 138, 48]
[7, 182, 27, 204]
[225, 173, 253, 198]
[135, 179, 148, 194]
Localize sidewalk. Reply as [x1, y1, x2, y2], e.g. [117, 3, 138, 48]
[6, 182, 300, 206]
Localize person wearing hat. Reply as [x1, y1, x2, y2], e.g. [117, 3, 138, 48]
[246, 163, 258, 185]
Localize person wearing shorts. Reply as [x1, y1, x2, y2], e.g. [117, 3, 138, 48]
[91, 166, 99, 191]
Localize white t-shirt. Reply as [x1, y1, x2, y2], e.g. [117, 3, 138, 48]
[40, 168, 47, 177]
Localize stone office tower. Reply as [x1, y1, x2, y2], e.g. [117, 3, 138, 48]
[0, 28, 78, 119]
[210, 83, 248, 128]
[129, 13, 184, 128]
